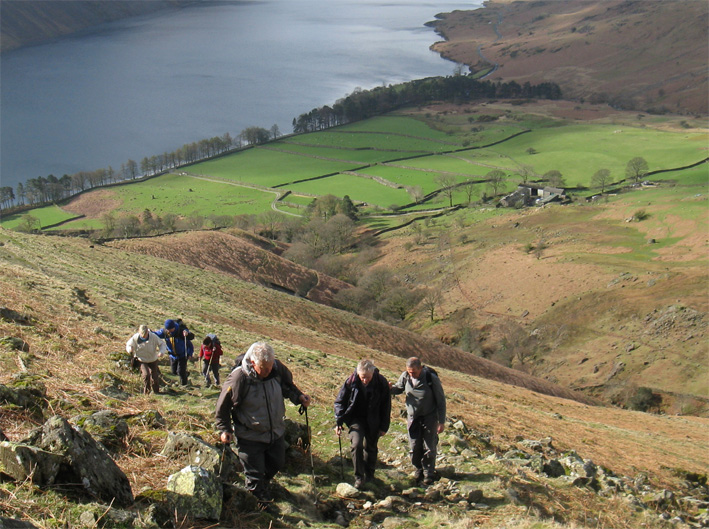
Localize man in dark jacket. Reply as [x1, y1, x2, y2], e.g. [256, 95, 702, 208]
[154, 318, 194, 386]
[215, 342, 310, 502]
[334, 359, 391, 489]
[390, 356, 446, 486]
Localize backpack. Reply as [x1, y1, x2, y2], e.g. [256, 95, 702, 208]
[204, 333, 220, 347]
[407, 366, 438, 389]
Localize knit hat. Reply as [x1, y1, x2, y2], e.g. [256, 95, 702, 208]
[164, 319, 177, 330]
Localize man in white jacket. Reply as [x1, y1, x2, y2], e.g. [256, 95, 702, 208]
[126, 325, 167, 394]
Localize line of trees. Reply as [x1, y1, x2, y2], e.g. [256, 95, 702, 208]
[2, 128, 281, 213]
[293, 74, 562, 133]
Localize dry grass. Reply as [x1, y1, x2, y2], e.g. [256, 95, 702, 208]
[430, 0, 708, 115]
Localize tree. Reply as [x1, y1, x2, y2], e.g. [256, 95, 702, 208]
[101, 212, 116, 237]
[16, 214, 40, 233]
[592, 168, 611, 193]
[421, 288, 443, 321]
[543, 170, 566, 188]
[486, 169, 506, 196]
[407, 186, 424, 203]
[241, 126, 271, 145]
[462, 181, 477, 204]
[337, 195, 358, 220]
[516, 164, 535, 184]
[625, 157, 649, 183]
[16, 183, 25, 206]
[434, 174, 457, 207]
[270, 124, 281, 139]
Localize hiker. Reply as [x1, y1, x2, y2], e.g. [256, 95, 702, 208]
[334, 359, 391, 489]
[125, 324, 167, 394]
[390, 356, 446, 486]
[155, 319, 194, 386]
[215, 341, 311, 503]
[199, 333, 223, 387]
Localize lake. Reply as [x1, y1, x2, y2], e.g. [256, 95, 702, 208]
[0, 0, 479, 190]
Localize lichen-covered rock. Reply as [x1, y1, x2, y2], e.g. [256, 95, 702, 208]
[161, 432, 241, 483]
[70, 410, 129, 451]
[0, 516, 40, 528]
[126, 410, 165, 428]
[21, 415, 133, 507]
[0, 378, 47, 418]
[167, 465, 222, 521]
[0, 441, 64, 485]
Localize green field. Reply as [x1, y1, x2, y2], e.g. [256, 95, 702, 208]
[186, 148, 356, 187]
[0, 204, 78, 230]
[286, 173, 410, 207]
[6, 108, 706, 232]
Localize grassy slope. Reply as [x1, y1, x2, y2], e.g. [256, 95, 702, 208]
[379, 181, 708, 408]
[1, 228, 707, 528]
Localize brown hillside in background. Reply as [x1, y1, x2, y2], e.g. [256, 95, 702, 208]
[109, 230, 351, 306]
[0, 0, 195, 52]
[431, 0, 708, 115]
[108, 230, 596, 405]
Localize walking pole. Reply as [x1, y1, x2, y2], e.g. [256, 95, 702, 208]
[338, 432, 345, 481]
[300, 405, 316, 486]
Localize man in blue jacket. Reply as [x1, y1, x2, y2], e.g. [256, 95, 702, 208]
[155, 319, 194, 386]
[334, 359, 391, 489]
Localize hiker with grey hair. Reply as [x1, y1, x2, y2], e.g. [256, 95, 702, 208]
[390, 356, 446, 486]
[334, 359, 391, 489]
[125, 324, 167, 394]
[215, 341, 311, 503]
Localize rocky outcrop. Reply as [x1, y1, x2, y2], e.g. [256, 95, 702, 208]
[167, 465, 222, 521]
[21, 416, 133, 507]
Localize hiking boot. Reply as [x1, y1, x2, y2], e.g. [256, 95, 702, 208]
[413, 469, 424, 483]
[354, 477, 365, 489]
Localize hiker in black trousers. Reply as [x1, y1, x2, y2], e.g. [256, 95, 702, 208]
[334, 359, 391, 489]
[390, 356, 446, 486]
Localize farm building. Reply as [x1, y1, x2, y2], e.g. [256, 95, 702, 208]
[498, 184, 568, 208]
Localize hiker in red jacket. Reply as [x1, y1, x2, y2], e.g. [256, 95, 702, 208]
[199, 334, 223, 388]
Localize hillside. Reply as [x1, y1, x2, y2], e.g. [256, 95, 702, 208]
[0, 0, 197, 53]
[6, 100, 707, 415]
[108, 230, 352, 306]
[430, 0, 709, 115]
[1, 228, 707, 528]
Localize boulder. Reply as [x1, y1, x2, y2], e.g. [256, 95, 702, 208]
[21, 415, 133, 507]
[0, 441, 64, 485]
[161, 432, 241, 483]
[336, 482, 359, 498]
[0, 380, 47, 417]
[0, 517, 40, 528]
[167, 465, 222, 521]
[70, 410, 129, 451]
[126, 410, 165, 428]
[0, 337, 30, 351]
[284, 418, 310, 449]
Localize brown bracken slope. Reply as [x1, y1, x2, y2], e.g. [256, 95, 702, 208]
[430, 0, 709, 115]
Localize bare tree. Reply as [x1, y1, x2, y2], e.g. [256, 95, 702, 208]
[421, 288, 443, 321]
[434, 174, 457, 207]
[486, 169, 506, 196]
